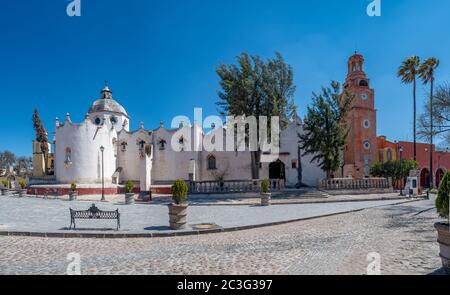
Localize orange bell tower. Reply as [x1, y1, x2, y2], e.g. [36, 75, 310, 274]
[342, 52, 377, 179]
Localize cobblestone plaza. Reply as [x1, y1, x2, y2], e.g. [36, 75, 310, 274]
[0, 198, 446, 275]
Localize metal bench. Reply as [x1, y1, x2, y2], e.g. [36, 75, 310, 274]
[70, 204, 120, 231]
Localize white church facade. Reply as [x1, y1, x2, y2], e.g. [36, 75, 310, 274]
[31, 86, 325, 195]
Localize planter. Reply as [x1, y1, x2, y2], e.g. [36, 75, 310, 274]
[168, 203, 188, 230]
[261, 193, 271, 206]
[1, 189, 8, 196]
[125, 193, 135, 205]
[18, 189, 27, 198]
[69, 191, 78, 201]
[435, 222, 450, 274]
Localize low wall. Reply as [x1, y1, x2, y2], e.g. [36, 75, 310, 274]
[318, 178, 393, 194]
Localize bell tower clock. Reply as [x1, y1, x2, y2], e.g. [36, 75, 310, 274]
[342, 53, 377, 179]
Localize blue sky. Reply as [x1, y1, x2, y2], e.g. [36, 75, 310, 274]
[1, 0, 450, 156]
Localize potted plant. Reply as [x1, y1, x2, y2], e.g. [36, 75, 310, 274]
[435, 171, 450, 274]
[1, 180, 9, 196]
[168, 179, 189, 230]
[124, 180, 135, 205]
[69, 182, 78, 201]
[18, 179, 27, 197]
[260, 179, 271, 206]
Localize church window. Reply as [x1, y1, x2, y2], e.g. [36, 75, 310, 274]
[139, 140, 146, 151]
[363, 141, 371, 151]
[363, 119, 370, 129]
[159, 139, 167, 150]
[179, 137, 185, 145]
[360, 93, 368, 100]
[95, 117, 102, 125]
[110, 116, 118, 125]
[359, 80, 369, 87]
[207, 155, 217, 170]
[292, 160, 297, 169]
[121, 142, 127, 152]
[64, 148, 72, 166]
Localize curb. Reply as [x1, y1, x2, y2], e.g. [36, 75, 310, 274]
[0, 199, 421, 239]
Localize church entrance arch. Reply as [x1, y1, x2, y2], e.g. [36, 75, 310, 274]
[269, 160, 286, 180]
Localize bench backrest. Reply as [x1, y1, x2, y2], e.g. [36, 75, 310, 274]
[70, 204, 119, 219]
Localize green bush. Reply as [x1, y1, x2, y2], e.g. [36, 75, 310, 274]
[70, 182, 77, 192]
[18, 179, 27, 189]
[171, 179, 188, 205]
[1, 179, 8, 188]
[125, 181, 134, 194]
[436, 171, 450, 220]
[261, 179, 270, 193]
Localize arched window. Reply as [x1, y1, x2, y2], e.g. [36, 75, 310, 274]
[64, 148, 72, 166]
[121, 142, 128, 152]
[359, 80, 369, 87]
[95, 117, 102, 125]
[387, 149, 393, 161]
[207, 155, 217, 170]
[158, 139, 167, 150]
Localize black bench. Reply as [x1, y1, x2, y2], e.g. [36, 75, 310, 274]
[70, 204, 120, 231]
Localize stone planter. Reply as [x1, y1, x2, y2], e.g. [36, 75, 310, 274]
[18, 189, 27, 198]
[125, 193, 135, 205]
[435, 222, 450, 274]
[168, 203, 188, 230]
[261, 193, 271, 206]
[69, 191, 78, 201]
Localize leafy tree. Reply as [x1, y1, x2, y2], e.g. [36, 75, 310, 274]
[419, 57, 440, 189]
[15, 156, 32, 176]
[0, 150, 16, 169]
[216, 52, 296, 179]
[299, 81, 353, 179]
[436, 171, 450, 221]
[370, 160, 418, 187]
[398, 56, 420, 161]
[32, 108, 49, 174]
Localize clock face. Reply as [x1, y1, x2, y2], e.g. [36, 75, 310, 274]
[360, 93, 369, 100]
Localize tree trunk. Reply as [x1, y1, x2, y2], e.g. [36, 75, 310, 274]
[413, 78, 417, 161]
[429, 79, 434, 189]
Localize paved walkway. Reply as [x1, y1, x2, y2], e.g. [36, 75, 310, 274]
[0, 195, 415, 234]
[0, 200, 445, 275]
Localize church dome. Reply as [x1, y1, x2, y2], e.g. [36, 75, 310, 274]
[88, 86, 128, 117]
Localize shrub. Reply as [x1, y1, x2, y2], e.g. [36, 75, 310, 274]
[171, 179, 188, 205]
[125, 181, 134, 194]
[436, 171, 450, 220]
[70, 182, 77, 192]
[1, 179, 8, 188]
[261, 179, 270, 194]
[18, 179, 27, 189]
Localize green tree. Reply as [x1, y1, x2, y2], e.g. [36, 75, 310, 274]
[419, 57, 440, 189]
[436, 171, 450, 221]
[216, 52, 296, 179]
[398, 56, 420, 161]
[370, 160, 418, 187]
[299, 81, 353, 179]
[32, 108, 49, 174]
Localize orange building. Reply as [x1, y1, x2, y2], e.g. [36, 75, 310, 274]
[342, 53, 378, 179]
[376, 136, 398, 163]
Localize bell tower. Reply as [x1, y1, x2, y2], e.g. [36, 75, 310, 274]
[342, 53, 377, 179]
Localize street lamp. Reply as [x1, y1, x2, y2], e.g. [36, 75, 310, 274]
[399, 146, 404, 196]
[100, 146, 105, 202]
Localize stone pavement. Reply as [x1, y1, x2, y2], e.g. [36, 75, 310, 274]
[0, 195, 415, 234]
[0, 200, 445, 275]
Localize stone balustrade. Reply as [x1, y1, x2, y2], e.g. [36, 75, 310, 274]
[318, 178, 393, 191]
[189, 179, 285, 194]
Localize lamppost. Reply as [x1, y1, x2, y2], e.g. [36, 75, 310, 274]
[100, 146, 105, 202]
[399, 146, 404, 196]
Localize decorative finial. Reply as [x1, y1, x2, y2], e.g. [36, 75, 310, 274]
[160, 120, 164, 128]
[140, 121, 144, 129]
[65, 113, 71, 123]
[55, 117, 60, 127]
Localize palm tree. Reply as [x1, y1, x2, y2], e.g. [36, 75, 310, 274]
[397, 56, 420, 161]
[419, 57, 440, 190]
